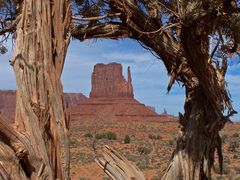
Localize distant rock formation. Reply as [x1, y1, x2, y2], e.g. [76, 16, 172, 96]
[146, 106, 156, 112]
[67, 63, 166, 122]
[63, 93, 88, 108]
[0, 90, 87, 123]
[90, 63, 134, 98]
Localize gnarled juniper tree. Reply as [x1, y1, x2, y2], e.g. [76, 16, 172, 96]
[0, 0, 239, 179]
[0, 0, 71, 179]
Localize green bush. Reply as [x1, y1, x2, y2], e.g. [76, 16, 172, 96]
[221, 134, 228, 143]
[232, 133, 239, 138]
[124, 135, 131, 144]
[83, 133, 93, 138]
[95, 133, 105, 140]
[95, 131, 117, 140]
[105, 131, 117, 140]
[69, 138, 76, 146]
[228, 140, 239, 152]
[168, 140, 174, 146]
[151, 176, 161, 180]
[137, 146, 151, 155]
[233, 154, 238, 159]
[148, 134, 162, 140]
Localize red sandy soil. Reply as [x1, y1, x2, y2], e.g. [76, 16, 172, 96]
[69, 116, 240, 180]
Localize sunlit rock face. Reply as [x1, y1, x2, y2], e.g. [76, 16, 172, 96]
[90, 63, 134, 98]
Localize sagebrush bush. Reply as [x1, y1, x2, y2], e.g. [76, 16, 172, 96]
[95, 131, 117, 140]
[124, 135, 131, 144]
[83, 133, 93, 138]
[232, 133, 239, 138]
[148, 134, 162, 140]
[137, 146, 151, 155]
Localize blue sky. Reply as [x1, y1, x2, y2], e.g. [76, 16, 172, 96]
[0, 39, 240, 120]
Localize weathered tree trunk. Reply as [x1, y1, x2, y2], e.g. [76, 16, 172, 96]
[0, 0, 71, 179]
[162, 24, 229, 180]
[162, 88, 220, 180]
[0, 116, 28, 179]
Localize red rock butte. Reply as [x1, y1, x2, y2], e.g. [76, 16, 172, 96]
[90, 63, 134, 98]
[67, 62, 164, 122]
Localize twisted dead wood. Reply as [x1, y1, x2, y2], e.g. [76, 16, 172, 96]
[96, 145, 145, 180]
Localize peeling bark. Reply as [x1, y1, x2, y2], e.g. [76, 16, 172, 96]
[0, 0, 71, 179]
[96, 146, 145, 180]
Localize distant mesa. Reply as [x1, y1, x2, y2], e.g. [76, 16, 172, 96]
[0, 90, 87, 123]
[63, 93, 88, 108]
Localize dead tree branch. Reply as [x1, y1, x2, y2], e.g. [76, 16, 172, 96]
[96, 146, 145, 180]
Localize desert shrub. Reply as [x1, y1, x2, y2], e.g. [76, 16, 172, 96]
[214, 166, 221, 174]
[83, 133, 93, 138]
[137, 146, 151, 155]
[216, 177, 226, 180]
[69, 138, 76, 146]
[168, 140, 174, 146]
[151, 176, 161, 180]
[95, 133, 105, 140]
[228, 140, 239, 152]
[149, 134, 162, 140]
[105, 131, 117, 140]
[232, 133, 239, 138]
[222, 164, 231, 175]
[75, 151, 95, 164]
[223, 156, 231, 164]
[233, 154, 238, 159]
[233, 175, 240, 180]
[102, 177, 111, 180]
[79, 178, 87, 180]
[136, 157, 150, 170]
[221, 134, 228, 143]
[95, 131, 117, 140]
[214, 164, 231, 175]
[124, 135, 131, 144]
[168, 138, 177, 147]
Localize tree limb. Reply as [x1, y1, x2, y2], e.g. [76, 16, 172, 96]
[0, 116, 28, 159]
[96, 145, 145, 180]
[72, 13, 121, 21]
[71, 22, 131, 40]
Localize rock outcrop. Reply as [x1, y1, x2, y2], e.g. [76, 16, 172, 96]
[90, 63, 133, 98]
